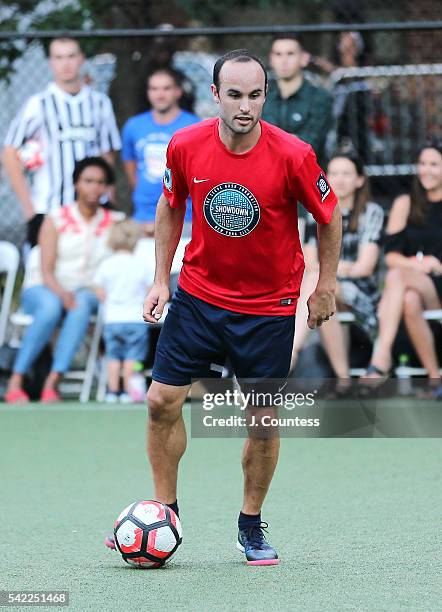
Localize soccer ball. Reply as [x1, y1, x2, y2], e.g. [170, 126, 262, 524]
[18, 139, 44, 171]
[113, 500, 182, 568]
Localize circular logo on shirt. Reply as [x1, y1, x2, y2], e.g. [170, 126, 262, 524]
[203, 183, 260, 237]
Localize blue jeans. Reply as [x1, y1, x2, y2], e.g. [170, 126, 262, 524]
[13, 285, 99, 375]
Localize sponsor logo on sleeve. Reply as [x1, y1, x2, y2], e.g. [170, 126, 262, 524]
[316, 173, 331, 202]
[163, 167, 172, 191]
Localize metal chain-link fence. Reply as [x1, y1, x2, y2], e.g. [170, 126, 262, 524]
[0, 19, 441, 247]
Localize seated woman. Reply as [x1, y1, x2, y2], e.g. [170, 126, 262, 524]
[291, 153, 384, 384]
[366, 142, 442, 393]
[5, 157, 124, 403]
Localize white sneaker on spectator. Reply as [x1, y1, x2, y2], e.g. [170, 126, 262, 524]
[104, 392, 119, 403]
[119, 393, 134, 404]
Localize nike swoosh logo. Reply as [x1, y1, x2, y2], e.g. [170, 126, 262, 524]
[193, 177, 210, 183]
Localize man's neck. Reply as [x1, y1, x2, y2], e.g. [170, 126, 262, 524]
[152, 106, 181, 125]
[54, 78, 83, 96]
[277, 73, 304, 99]
[218, 120, 261, 155]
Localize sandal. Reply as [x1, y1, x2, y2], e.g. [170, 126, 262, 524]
[324, 379, 354, 400]
[364, 364, 391, 379]
[4, 389, 30, 404]
[359, 364, 392, 397]
[415, 383, 442, 401]
[40, 388, 61, 403]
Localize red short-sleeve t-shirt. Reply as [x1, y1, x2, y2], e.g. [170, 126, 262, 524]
[163, 118, 337, 315]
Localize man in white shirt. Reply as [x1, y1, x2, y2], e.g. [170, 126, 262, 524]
[2, 37, 121, 245]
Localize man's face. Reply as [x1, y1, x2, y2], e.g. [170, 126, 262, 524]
[49, 39, 84, 83]
[269, 39, 307, 80]
[211, 60, 266, 135]
[147, 73, 182, 113]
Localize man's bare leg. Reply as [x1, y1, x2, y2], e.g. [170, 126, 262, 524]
[237, 410, 280, 565]
[241, 436, 280, 514]
[146, 381, 190, 504]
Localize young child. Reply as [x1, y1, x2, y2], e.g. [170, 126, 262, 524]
[94, 219, 153, 402]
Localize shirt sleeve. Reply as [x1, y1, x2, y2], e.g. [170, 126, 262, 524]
[4, 95, 42, 148]
[99, 95, 121, 153]
[384, 229, 406, 254]
[162, 137, 189, 208]
[121, 120, 135, 161]
[294, 147, 338, 224]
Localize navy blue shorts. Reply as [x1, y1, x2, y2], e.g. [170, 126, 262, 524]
[152, 287, 295, 386]
[103, 323, 149, 361]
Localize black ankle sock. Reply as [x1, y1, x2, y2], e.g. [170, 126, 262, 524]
[238, 511, 261, 530]
[167, 500, 179, 518]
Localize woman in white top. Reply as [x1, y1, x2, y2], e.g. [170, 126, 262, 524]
[6, 157, 123, 403]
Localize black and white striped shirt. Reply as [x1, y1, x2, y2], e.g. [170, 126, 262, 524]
[4, 82, 121, 213]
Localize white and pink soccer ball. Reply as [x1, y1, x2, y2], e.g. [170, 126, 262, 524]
[18, 140, 44, 171]
[113, 500, 182, 568]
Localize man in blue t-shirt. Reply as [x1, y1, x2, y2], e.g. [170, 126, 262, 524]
[122, 68, 199, 235]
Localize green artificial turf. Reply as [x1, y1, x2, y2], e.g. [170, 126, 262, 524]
[0, 402, 440, 611]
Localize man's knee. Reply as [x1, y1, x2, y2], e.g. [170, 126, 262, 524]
[147, 384, 183, 423]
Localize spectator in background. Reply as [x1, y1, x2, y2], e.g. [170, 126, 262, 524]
[5, 157, 123, 404]
[365, 143, 442, 397]
[310, 29, 374, 165]
[2, 37, 121, 246]
[94, 220, 154, 403]
[311, 31, 367, 75]
[121, 68, 199, 237]
[263, 34, 333, 168]
[291, 153, 384, 387]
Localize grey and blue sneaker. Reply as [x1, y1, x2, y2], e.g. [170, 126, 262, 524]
[237, 522, 279, 566]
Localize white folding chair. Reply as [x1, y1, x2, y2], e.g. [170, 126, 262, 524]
[10, 303, 104, 403]
[0, 241, 20, 346]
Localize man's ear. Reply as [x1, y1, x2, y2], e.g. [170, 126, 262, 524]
[211, 83, 220, 104]
[301, 51, 310, 69]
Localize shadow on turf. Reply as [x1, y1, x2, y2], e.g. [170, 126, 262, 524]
[109, 557, 282, 571]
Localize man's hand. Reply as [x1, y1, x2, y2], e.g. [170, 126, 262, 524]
[307, 288, 336, 329]
[143, 282, 170, 323]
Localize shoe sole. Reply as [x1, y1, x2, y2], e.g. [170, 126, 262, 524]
[236, 541, 279, 566]
[104, 537, 116, 550]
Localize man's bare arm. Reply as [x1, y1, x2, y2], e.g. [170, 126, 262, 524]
[2, 145, 34, 220]
[123, 160, 137, 191]
[143, 194, 186, 323]
[307, 206, 342, 329]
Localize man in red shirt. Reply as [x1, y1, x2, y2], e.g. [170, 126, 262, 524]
[106, 50, 341, 565]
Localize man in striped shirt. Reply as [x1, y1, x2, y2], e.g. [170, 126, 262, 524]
[2, 37, 121, 245]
